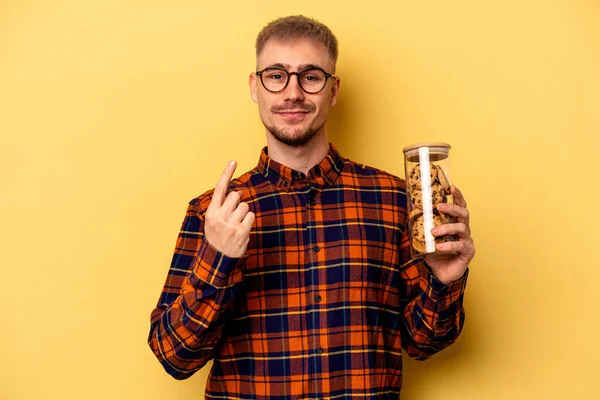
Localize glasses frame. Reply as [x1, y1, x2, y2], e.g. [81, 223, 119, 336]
[255, 66, 335, 94]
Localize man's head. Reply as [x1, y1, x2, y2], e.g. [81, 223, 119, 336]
[250, 16, 340, 147]
[255, 15, 338, 72]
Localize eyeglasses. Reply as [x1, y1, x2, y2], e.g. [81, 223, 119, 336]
[256, 67, 335, 94]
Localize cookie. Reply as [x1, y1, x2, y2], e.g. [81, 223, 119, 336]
[435, 165, 451, 191]
[414, 235, 447, 254]
[434, 206, 454, 225]
[411, 214, 444, 254]
[412, 236, 427, 253]
[412, 215, 425, 242]
[409, 207, 423, 222]
[439, 211, 454, 225]
[409, 183, 446, 209]
[409, 189, 422, 209]
[408, 162, 438, 190]
[431, 183, 447, 206]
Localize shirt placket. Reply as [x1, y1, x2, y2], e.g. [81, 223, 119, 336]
[294, 171, 329, 398]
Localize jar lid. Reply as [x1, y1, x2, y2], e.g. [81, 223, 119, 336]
[402, 142, 451, 153]
[403, 142, 451, 162]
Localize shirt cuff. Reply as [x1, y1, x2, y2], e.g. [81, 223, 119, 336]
[424, 262, 469, 301]
[190, 239, 246, 289]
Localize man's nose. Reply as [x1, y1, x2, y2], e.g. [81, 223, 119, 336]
[283, 73, 305, 101]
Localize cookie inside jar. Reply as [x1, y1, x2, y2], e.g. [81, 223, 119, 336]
[403, 142, 456, 257]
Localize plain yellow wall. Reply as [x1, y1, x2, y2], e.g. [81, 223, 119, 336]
[1, 0, 598, 399]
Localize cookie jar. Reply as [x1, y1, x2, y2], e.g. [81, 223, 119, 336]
[402, 142, 456, 258]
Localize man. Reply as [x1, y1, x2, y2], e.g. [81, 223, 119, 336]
[148, 15, 475, 399]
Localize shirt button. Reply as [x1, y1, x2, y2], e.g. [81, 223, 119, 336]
[313, 245, 320, 253]
[309, 198, 316, 206]
[315, 294, 322, 302]
[316, 347, 324, 354]
[283, 181, 289, 187]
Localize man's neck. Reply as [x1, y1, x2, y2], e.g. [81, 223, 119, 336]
[265, 131, 330, 175]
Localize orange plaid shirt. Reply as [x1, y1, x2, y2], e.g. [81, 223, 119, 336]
[148, 143, 468, 399]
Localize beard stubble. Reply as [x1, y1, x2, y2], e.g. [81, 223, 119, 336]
[262, 101, 325, 147]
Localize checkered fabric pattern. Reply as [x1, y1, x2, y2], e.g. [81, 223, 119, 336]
[148, 143, 468, 399]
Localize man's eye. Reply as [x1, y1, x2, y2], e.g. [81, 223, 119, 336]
[266, 73, 286, 80]
[302, 74, 323, 82]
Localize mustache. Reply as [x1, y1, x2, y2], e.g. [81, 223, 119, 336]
[271, 102, 316, 113]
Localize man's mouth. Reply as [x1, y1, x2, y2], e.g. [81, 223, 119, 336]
[271, 103, 315, 114]
[276, 110, 309, 122]
[277, 110, 309, 115]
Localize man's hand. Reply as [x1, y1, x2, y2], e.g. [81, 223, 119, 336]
[204, 161, 255, 258]
[424, 185, 475, 285]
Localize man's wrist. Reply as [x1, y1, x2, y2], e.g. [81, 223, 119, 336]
[191, 239, 246, 289]
[423, 261, 469, 297]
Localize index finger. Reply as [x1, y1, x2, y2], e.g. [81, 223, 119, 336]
[450, 185, 467, 208]
[212, 160, 237, 205]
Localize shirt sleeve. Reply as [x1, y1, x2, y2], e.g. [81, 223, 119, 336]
[398, 228, 469, 361]
[147, 200, 246, 379]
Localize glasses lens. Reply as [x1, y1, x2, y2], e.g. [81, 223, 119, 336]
[261, 68, 288, 92]
[299, 69, 327, 93]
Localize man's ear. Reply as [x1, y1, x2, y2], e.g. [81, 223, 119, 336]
[329, 77, 341, 107]
[249, 73, 258, 103]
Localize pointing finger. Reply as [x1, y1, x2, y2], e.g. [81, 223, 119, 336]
[212, 161, 237, 206]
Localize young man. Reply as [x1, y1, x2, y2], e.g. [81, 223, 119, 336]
[148, 15, 475, 399]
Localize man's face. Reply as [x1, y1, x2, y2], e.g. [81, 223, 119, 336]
[250, 39, 340, 147]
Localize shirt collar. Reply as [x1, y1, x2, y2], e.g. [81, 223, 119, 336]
[256, 143, 346, 191]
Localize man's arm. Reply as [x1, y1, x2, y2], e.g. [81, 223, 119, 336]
[147, 201, 246, 379]
[398, 252, 468, 360]
[398, 185, 473, 360]
[148, 161, 255, 379]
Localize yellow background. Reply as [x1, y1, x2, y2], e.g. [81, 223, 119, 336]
[1, 0, 598, 399]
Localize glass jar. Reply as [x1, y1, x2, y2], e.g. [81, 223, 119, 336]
[402, 142, 456, 258]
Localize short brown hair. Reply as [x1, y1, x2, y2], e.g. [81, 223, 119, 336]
[255, 15, 339, 67]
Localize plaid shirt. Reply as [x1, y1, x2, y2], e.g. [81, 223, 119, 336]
[148, 143, 468, 400]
